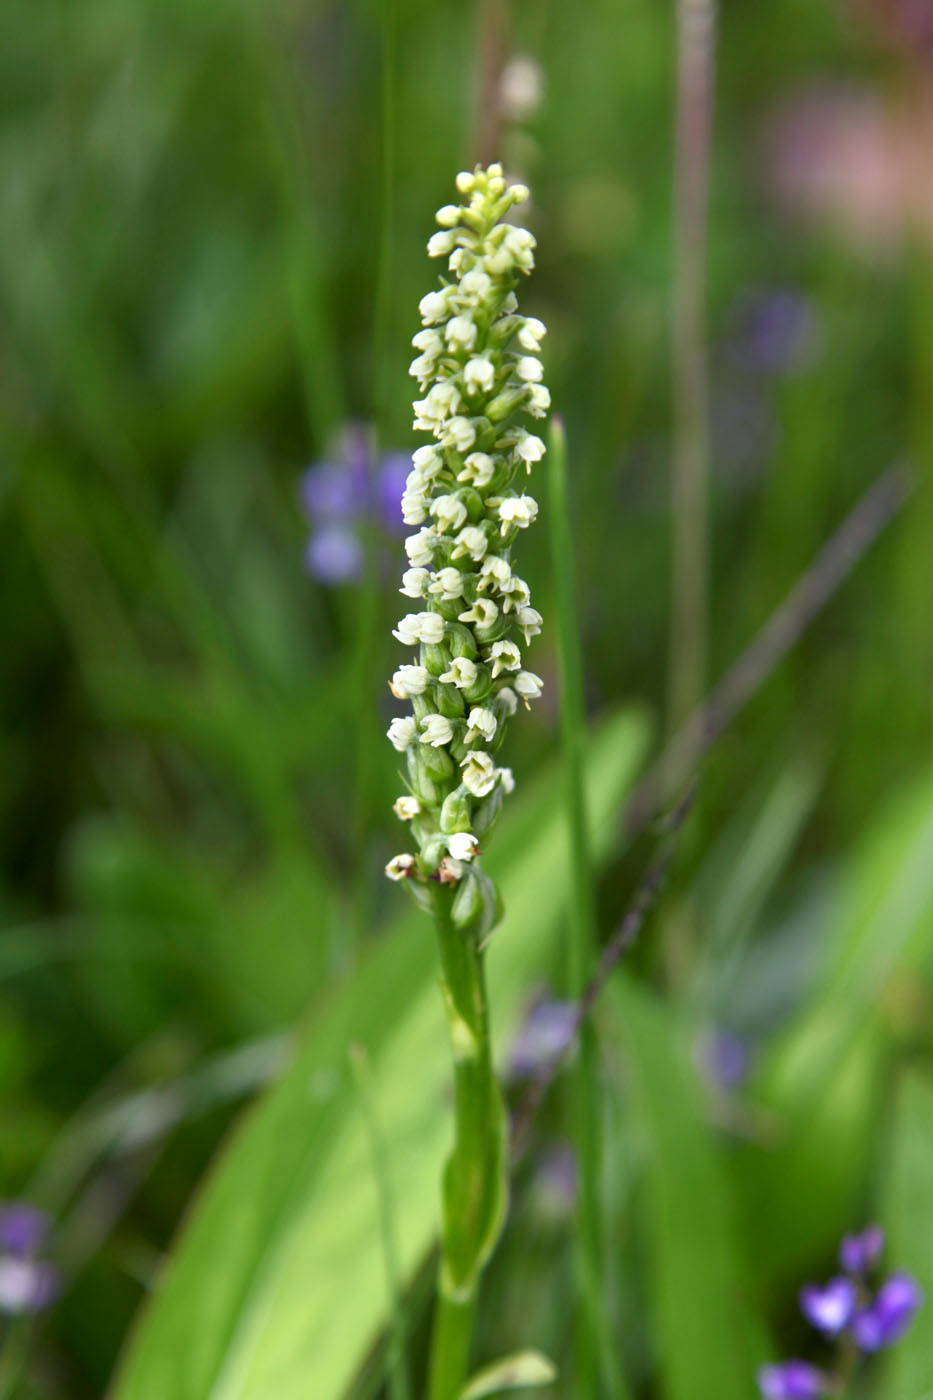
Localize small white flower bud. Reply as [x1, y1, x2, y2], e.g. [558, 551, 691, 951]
[503, 226, 536, 271]
[387, 716, 418, 751]
[400, 567, 430, 598]
[445, 315, 477, 352]
[439, 657, 479, 688]
[428, 566, 465, 600]
[448, 832, 479, 861]
[517, 317, 546, 352]
[497, 766, 516, 794]
[457, 452, 496, 488]
[497, 686, 519, 714]
[430, 494, 468, 533]
[417, 612, 446, 643]
[436, 203, 462, 228]
[441, 416, 476, 453]
[498, 495, 538, 534]
[526, 384, 551, 420]
[483, 246, 513, 277]
[419, 290, 449, 325]
[393, 795, 422, 821]
[385, 853, 416, 880]
[508, 182, 530, 203]
[464, 356, 496, 395]
[459, 597, 499, 627]
[459, 269, 493, 304]
[427, 230, 457, 258]
[391, 665, 429, 697]
[438, 855, 463, 885]
[409, 354, 437, 386]
[421, 713, 455, 747]
[465, 707, 497, 744]
[404, 529, 437, 568]
[479, 555, 512, 589]
[461, 751, 497, 798]
[516, 356, 543, 383]
[455, 171, 476, 194]
[486, 640, 522, 676]
[515, 432, 546, 465]
[412, 444, 444, 474]
[514, 670, 543, 700]
[516, 606, 543, 643]
[402, 491, 428, 525]
[424, 382, 461, 420]
[412, 328, 443, 354]
[452, 526, 488, 561]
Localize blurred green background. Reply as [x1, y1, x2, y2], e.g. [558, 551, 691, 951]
[2, 0, 932, 1396]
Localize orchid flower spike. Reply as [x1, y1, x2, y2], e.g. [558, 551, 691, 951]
[386, 164, 549, 923]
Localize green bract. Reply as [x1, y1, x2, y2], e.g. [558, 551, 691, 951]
[386, 162, 549, 914]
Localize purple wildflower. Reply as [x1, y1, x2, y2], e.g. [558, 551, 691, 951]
[852, 1273, 924, 1351]
[696, 1027, 752, 1089]
[375, 453, 413, 535]
[839, 1224, 884, 1275]
[757, 1360, 829, 1399]
[305, 527, 364, 585]
[300, 460, 368, 520]
[0, 1258, 59, 1316]
[799, 1277, 857, 1336]
[507, 997, 577, 1080]
[0, 1202, 50, 1258]
[729, 290, 820, 376]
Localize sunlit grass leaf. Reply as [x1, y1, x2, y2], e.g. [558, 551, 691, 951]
[882, 1069, 933, 1400]
[606, 978, 762, 1400]
[110, 708, 649, 1400]
[458, 1350, 557, 1400]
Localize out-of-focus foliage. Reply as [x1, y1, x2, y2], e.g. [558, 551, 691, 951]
[0, 0, 930, 1395]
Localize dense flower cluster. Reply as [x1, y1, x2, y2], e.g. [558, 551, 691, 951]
[385, 163, 548, 902]
[758, 1225, 923, 1398]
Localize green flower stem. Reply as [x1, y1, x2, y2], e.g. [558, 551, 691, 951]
[427, 883, 508, 1400]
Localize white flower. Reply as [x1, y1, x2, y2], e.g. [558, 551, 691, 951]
[448, 831, 479, 861]
[461, 751, 497, 797]
[409, 353, 436, 387]
[387, 716, 418, 751]
[483, 246, 513, 277]
[459, 597, 499, 627]
[479, 555, 512, 590]
[423, 382, 461, 421]
[486, 640, 522, 676]
[412, 329, 443, 354]
[516, 605, 543, 643]
[516, 356, 543, 383]
[400, 567, 430, 598]
[438, 855, 463, 885]
[498, 495, 538, 534]
[458, 452, 496, 488]
[436, 203, 462, 228]
[459, 269, 493, 304]
[497, 766, 516, 794]
[421, 713, 455, 747]
[452, 526, 488, 561]
[405, 530, 437, 567]
[465, 707, 497, 744]
[500, 575, 531, 611]
[419, 290, 449, 325]
[526, 384, 551, 420]
[439, 657, 479, 688]
[385, 853, 416, 880]
[402, 491, 428, 525]
[392, 612, 445, 645]
[497, 686, 519, 715]
[412, 444, 444, 476]
[391, 665, 429, 697]
[517, 317, 546, 352]
[445, 315, 478, 352]
[515, 432, 546, 466]
[427, 230, 457, 258]
[428, 566, 465, 600]
[393, 795, 422, 820]
[455, 170, 476, 195]
[441, 416, 476, 452]
[514, 670, 543, 701]
[503, 226, 536, 271]
[464, 356, 495, 395]
[430, 494, 468, 533]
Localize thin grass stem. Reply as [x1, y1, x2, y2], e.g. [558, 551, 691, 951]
[548, 417, 630, 1400]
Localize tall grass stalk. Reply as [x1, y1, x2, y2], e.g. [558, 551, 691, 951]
[548, 418, 630, 1400]
[669, 0, 716, 737]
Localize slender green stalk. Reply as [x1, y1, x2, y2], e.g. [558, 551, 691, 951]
[669, 0, 716, 738]
[548, 418, 629, 1400]
[349, 1043, 411, 1400]
[427, 884, 507, 1400]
